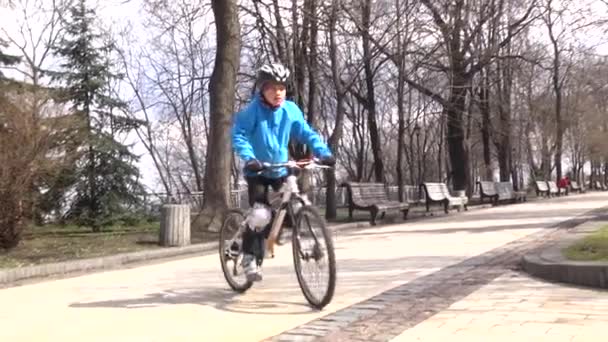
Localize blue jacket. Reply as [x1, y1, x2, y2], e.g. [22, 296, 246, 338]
[232, 94, 332, 179]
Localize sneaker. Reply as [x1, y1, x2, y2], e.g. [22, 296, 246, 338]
[225, 240, 240, 259]
[241, 254, 263, 282]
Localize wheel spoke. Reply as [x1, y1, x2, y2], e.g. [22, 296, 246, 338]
[293, 206, 336, 309]
[220, 211, 253, 292]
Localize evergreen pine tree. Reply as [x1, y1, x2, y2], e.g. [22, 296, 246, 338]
[0, 38, 20, 79]
[51, 0, 144, 230]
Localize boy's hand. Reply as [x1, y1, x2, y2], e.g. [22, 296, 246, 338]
[245, 159, 264, 172]
[319, 155, 336, 166]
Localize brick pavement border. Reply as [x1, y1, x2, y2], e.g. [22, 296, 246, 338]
[262, 206, 608, 342]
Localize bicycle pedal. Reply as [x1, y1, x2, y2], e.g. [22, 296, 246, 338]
[225, 250, 239, 259]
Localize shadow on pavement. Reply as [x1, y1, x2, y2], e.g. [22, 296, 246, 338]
[69, 286, 316, 315]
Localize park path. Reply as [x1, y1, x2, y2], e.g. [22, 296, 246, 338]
[0, 192, 607, 342]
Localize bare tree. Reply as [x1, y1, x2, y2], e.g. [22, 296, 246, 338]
[542, 0, 573, 182]
[351, 0, 538, 191]
[198, 0, 241, 232]
[129, 0, 216, 195]
[115, 39, 174, 196]
[0, 0, 72, 106]
[324, 0, 348, 219]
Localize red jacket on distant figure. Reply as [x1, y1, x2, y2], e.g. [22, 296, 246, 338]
[558, 177, 570, 189]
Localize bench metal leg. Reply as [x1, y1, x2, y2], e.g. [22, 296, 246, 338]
[443, 200, 449, 214]
[348, 206, 353, 220]
[402, 209, 409, 220]
[370, 208, 379, 226]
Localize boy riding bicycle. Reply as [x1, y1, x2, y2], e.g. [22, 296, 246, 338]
[231, 63, 335, 282]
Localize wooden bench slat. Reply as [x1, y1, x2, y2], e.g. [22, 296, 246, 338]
[478, 181, 499, 205]
[421, 182, 468, 214]
[341, 182, 409, 225]
[495, 181, 527, 203]
[535, 181, 550, 197]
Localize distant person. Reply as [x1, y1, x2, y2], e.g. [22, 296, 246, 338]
[558, 176, 570, 195]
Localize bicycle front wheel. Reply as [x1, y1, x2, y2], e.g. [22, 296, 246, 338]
[219, 209, 253, 293]
[292, 205, 336, 309]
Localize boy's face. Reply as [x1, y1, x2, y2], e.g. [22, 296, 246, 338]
[262, 81, 287, 107]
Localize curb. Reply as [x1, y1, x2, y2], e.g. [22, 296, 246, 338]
[0, 242, 218, 287]
[521, 220, 608, 289]
[0, 220, 372, 287]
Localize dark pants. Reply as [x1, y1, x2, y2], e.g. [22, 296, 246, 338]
[242, 175, 285, 264]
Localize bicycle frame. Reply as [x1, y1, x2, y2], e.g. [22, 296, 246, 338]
[266, 173, 309, 256]
[254, 159, 329, 257]
[225, 160, 329, 259]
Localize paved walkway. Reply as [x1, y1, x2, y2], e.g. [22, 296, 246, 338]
[390, 271, 608, 342]
[1, 192, 607, 341]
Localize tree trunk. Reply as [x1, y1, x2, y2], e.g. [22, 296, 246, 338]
[291, 0, 305, 108]
[160, 204, 191, 247]
[553, 71, 564, 182]
[199, 0, 240, 232]
[396, 81, 405, 201]
[184, 130, 203, 191]
[446, 75, 470, 191]
[306, 0, 318, 127]
[361, 0, 384, 183]
[395, 0, 406, 202]
[478, 77, 493, 180]
[325, 0, 346, 220]
[271, 0, 287, 63]
[547, 6, 564, 182]
[496, 56, 513, 182]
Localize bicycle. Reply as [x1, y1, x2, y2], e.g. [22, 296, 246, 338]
[219, 158, 337, 309]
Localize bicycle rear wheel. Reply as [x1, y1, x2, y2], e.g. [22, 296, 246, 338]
[292, 205, 336, 309]
[219, 209, 253, 292]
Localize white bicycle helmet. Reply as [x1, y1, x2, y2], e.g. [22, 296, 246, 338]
[257, 63, 290, 85]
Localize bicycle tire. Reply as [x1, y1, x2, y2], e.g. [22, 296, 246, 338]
[292, 205, 336, 309]
[219, 209, 253, 293]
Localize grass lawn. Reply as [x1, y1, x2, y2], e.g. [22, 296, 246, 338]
[0, 205, 414, 270]
[0, 222, 214, 269]
[563, 225, 608, 261]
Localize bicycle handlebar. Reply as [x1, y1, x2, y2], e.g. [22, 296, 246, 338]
[260, 158, 333, 171]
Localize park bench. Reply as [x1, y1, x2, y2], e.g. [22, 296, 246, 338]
[588, 180, 604, 191]
[477, 180, 499, 205]
[420, 182, 468, 214]
[547, 181, 561, 197]
[570, 181, 584, 193]
[535, 181, 550, 198]
[496, 181, 527, 203]
[341, 182, 409, 225]
[404, 185, 423, 206]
